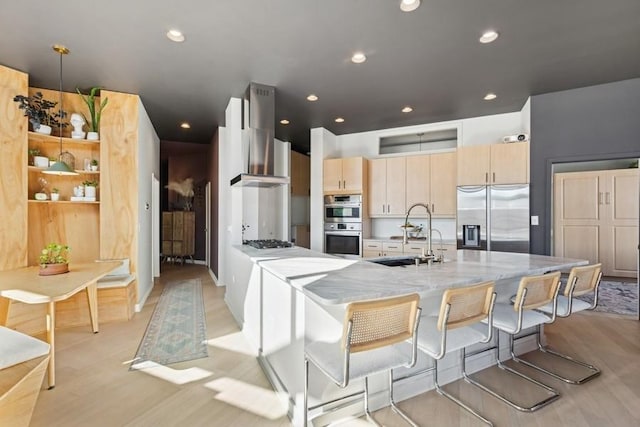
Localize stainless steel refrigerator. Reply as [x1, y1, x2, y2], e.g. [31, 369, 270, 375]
[457, 184, 530, 253]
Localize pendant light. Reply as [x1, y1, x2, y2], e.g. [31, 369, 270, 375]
[43, 45, 78, 176]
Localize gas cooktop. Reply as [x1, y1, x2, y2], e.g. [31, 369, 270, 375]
[243, 239, 293, 249]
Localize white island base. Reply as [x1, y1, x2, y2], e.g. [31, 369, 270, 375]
[225, 246, 586, 426]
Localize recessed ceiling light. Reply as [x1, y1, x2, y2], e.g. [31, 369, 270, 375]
[400, 0, 421, 12]
[351, 52, 367, 64]
[180, 122, 191, 129]
[484, 93, 497, 100]
[335, 117, 345, 123]
[167, 29, 185, 42]
[402, 106, 413, 113]
[479, 30, 499, 44]
[280, 119, 290, 125]
[307, 94, 318, 102]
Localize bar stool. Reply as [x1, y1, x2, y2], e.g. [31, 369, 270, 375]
[0, 326, 51, 427]
[304, 293, 421, 427]
[529, 263, 603, 384]
[414, 281, 497, 426]
[465, 271, 562, 412]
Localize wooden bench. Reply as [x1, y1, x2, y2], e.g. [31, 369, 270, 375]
[55, 259, 137, 328]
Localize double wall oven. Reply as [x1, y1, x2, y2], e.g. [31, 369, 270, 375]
[324, 195, 362, 257]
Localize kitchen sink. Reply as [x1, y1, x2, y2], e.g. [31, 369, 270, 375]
[368, 256, 422, 267]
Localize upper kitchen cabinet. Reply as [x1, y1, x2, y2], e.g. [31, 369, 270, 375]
[406, 152, 456, 217]
[368, 157, 406, 216]
[457, 142, 529, 185]
[291, 150, 310, 196]
[323, 156, 367, 194]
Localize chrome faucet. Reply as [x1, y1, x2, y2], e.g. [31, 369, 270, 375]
[404, 203, 433, 260]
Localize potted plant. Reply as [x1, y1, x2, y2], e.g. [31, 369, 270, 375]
[39, 242, 70, 276]
[77, 87, 108, 140]
[83, 179, 99, 199]
[90, 159, 99, 171]
[13, 92, 66, 135]
[51, 187, 60, 201]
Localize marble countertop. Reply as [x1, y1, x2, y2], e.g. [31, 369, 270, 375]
[366, 236, 457, 245]
[234, 245, 587, 305]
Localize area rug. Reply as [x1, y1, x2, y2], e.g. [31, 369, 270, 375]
[132, 279, 208, 367]
[577, 280, 638, 316]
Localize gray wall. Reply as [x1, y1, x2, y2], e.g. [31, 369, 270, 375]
[530, 78, 640, 255]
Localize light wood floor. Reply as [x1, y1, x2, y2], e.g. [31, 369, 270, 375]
[30, 266, 639, 427]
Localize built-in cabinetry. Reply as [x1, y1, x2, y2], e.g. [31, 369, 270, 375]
[457, 142, 529, 185]
[368, 157, 406, 216]
[363, 239, 457, 260]
[406, 152, 457, 217]
[291, 150, 310, 196]
[323, 156, 367, 194]
[162, 211, 195, 263]
[554, 168, 639, 278]
[0, 64, 146, 335]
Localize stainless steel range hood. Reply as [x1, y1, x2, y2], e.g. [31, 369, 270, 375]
[230, 83, 289, 188]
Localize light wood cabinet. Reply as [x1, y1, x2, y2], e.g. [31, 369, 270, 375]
[323, 157, 366, 194]
[554, 168, 638, 277]
[363, 240, 382, 258]
[368, 157, 406, 216]
[162, 211, 195, 262]
[406, 152, 456, 217]
[291, 151, 310, 196]
[457, 142, 529, 185]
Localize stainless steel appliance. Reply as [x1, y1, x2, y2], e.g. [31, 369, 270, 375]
[457, 184, 530, 253]
[324, 223, 362, 257]
[324, 195, 362, 223]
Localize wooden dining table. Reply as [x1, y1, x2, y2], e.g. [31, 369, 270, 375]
[0, 261, 121, 389]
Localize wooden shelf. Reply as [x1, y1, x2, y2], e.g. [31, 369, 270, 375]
[28, 200, 100, 205]
[27, 165, 100, 175]
[28, 131, 100, 145]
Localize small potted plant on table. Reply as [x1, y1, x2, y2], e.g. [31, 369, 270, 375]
[90, 159, 98, 171]
[51, 188, 60, 201]
[77, 87, 108, 140]
[83, 179, 99, 199]
[39, 243, 70, 276]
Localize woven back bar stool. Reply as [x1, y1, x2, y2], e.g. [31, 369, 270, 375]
[304, 293, 421, 426]
[414, 281, 497, 426]
[531, 263, 603, 384]
[465, 271, 562, 412]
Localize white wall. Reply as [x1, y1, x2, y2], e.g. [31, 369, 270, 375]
[135, 98, 160, 310]
[309, 109, 529, 249]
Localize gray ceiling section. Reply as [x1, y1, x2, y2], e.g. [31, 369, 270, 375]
[1, 0, 639, 153]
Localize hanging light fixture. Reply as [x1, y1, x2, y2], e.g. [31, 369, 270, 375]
[43, 45, 78, 176]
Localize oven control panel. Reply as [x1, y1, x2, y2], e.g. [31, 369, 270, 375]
[324, 223, 362, 231]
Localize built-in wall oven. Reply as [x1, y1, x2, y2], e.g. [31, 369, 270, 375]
[324, 223, 362, 257]
[324, 195, 363, 257]
[324, 195, 362, 223]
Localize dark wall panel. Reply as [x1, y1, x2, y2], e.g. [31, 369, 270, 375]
[530, 78, 640, 254]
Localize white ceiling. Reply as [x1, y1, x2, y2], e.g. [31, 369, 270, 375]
[1, 0, 639, 153]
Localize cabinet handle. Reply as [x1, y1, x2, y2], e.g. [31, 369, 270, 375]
[382, 204, 385, 213]
[492, 172, 496, 182]
[387, 204, 390, 213]
[432, 204, 435, 213]
[343, 180, 346, 188]
[605, 192, 611, 205]
[485, 172, 488, 183]
[598, 192, 603, 205]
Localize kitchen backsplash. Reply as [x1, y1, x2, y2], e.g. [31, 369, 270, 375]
[370, 217, 456, 242]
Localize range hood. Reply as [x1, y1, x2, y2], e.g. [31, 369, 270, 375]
[230, 83, 290, 188]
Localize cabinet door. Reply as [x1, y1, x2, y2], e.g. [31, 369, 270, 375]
[491, 142, 529, 184]
[406, 155, 430, 212]
[430, 152, 457, 217]
[323, 158, 343, 193]
[386, 157, 406, 215]
[291, 151, 310, 196]
[457, 145, 490, 185]
[382, 242, 403, 255]
[342, 157, 364, 192]
[368, 159, 386, 216]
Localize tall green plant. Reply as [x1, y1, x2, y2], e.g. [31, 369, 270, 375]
[76, 87, 109, 132]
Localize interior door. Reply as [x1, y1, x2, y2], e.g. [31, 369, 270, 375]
[205, 181, 211, 269]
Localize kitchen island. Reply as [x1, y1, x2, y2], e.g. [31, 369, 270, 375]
[226, 245, 586, 426]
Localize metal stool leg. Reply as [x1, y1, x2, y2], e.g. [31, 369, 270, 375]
[388, 369, 419, 427]
[363, 377, 382, 427]
[464, 331, 560, 412]
[509, 325, 600, 384]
